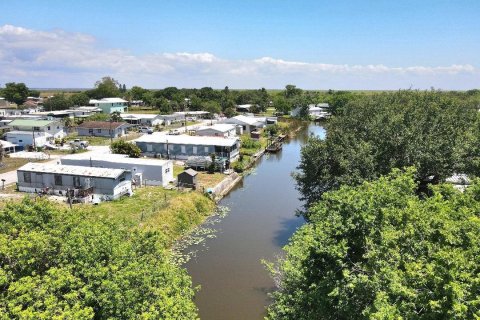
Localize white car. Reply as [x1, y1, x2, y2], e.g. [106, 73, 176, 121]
[69, 139, 89, 149]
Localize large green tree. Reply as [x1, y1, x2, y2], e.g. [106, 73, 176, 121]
[295, 90, 477, 211]
[43, 94, 73, 111]
[69, 92, 90, 106]
[2, 82, 29, 105]
[0, 198, 198, 318]
[89, 76, 121, 99]
[267, 169, 480, 319]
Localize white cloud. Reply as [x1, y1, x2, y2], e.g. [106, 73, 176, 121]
[0, 24, 478, 89]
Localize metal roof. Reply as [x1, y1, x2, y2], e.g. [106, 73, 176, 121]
[18, 163, 126, 179]
[223, 115, 264, 126]
[90, 98, 128, 104]
[62, 153, 172, 166]
[182, 168, 198, 177]
[135, 133, 239, 147]
[196, 124, 236, 133]
[77, 121, 128, 129]
[8, 119, 58, 127]
[120, 113, 160, 120]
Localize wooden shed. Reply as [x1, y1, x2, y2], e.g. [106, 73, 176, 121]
[177, 168, 198, 189]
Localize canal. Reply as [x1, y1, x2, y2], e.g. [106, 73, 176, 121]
[185, 124, 325, 320]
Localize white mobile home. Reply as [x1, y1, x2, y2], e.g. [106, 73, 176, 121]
[17, 163, 133, 202]
[5, 131, 48, 148]
[135, 133, 240, 161]
[61, 153, 174, 187]
[120, 113, 163, 127]
[221, 115, 265, 134]
[195, 124, 237, 138]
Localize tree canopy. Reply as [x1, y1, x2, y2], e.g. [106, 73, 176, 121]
[0, 198, 198, 319]
[267, 169, 480, 319]
[2, 82, 30, 105]
[88, 76, 122, 99]
[43, 94, 73, 111]
[295, 90, 478, 211]
[110, 140, 141, 158]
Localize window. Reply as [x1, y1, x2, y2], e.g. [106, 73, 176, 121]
[23, 172, 31, 183]
[146, 144, 153, 152]
[88, 129, 93, 134]
[193, 146, 197, 154]
[97, 129, 102, 133]
[19, 139, 23, 143]
[181, 145, 186, 153]
[54, 174, 62, 186]
[204, 146, 209, 153]
[165, 168, 170, 173]
[33, 126, 40, 131]
[47, 126, 51, 130]
[73, 176, 81, 187]
[119, 173, 126, 182]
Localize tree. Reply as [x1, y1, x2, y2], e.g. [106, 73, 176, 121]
[295, 90, 476, 211]
[43, 94, 73, 111]
[3, 82, 29, 105]
[69, 92, 90, 106]
[109, 111, 122, 122]
[153, 97, 171, 114]
[284, 84, 302, 99]
[110, 140, 141, 158]
[224, 106, 237, 118]
[28, 89, 41, 98]
[202, 101, 221, 116]
[0, 198, 198, 319]
[90, 76, 121, 99]
[129, 86, 147, 101]
[267, 169, 480, 319]
[273, 96, 291, 115]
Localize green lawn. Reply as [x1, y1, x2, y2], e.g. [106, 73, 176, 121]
[0, 157, 30, 174]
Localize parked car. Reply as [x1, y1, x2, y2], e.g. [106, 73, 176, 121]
[168, 129, 181, 135]
[139, 127, 154, 134]
[69, 139, 89, 149]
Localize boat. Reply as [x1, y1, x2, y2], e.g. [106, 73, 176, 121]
[266, 140, 282, 153]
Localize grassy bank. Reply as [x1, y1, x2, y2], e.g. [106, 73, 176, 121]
[80, 187, 215, 247]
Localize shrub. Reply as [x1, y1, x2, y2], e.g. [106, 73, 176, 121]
[110, 140, 141, 158]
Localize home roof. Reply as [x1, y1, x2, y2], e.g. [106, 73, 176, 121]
[120, 113, 160, 120]
[18, 163, 126, 179]
[6, 130, 47, 136]
[135, 133, 239, 147]
[196, 124, 236, 133]
[8, 119, 58, 127]
[62, 153, 172, 166]
[90, 98, 127, 104]
[77, 121, 128, 129]
[226, 115, 263, 126]
[182, 168, 198, 177]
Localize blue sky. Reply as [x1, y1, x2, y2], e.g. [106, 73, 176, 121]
[0, 0, 479, 89]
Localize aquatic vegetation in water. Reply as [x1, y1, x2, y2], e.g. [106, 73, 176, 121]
[170, 206, 230, 265]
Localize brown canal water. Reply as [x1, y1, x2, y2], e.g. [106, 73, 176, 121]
[185, 124, 325, 320]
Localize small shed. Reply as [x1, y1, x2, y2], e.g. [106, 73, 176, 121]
[177, 168, 198, 189]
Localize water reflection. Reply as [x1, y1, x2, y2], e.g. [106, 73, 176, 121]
[185, 124, 325, 320]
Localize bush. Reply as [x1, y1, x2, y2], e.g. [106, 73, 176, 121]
[110, 140, 141, 158]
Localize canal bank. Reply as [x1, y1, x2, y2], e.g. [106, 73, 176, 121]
[184, 123, 326, 320]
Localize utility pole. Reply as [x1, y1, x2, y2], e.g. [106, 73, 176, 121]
[110, 118, 113, 144]
[31, 127, 36, 150]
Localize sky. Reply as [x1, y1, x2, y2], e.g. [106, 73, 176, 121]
[0, 0, 479, 90]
